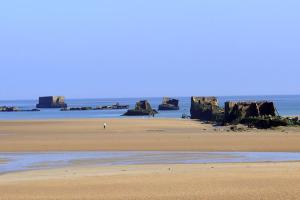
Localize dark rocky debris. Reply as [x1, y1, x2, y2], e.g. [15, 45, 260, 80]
[0, 106, 40, 112]
[61, 103, 129, 111]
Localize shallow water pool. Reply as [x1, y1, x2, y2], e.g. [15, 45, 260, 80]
[1, 151, 300, 174]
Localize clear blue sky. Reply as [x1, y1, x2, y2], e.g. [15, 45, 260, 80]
[1, 0, 299, 100]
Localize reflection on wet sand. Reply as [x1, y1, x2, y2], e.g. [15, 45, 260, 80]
[2, 151, 300, 174]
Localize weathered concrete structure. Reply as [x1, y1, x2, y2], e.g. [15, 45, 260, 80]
[158, 97, 179, 110]
[36, 96, 67, 108]
[190, 96, 224, 121]
[123, 100, 157, 116]
[189, 96, 298, 129]
[224, 101, 277, 123]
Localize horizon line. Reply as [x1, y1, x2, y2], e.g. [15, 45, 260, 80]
[1, 94, 300, 101]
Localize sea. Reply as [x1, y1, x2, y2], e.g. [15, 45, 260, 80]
[0, 95, 299, 120]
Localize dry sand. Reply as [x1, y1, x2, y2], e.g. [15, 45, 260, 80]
[0, 162, 300, 200]
[0, 118, 300, 152]
[1, 118, 300, 199]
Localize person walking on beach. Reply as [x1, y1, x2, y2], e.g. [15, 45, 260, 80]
[103, 122, 107, 130]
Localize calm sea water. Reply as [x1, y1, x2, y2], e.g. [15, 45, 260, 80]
[0, 96, 299, 120]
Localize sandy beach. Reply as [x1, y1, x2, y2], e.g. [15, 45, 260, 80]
[0, 162, 300, 200]
[0, 118, 300, 152]
[1, 118, 300, 199]
[2, 0, 300, 198]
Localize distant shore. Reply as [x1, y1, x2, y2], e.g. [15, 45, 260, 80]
[1, 118, 300, 152]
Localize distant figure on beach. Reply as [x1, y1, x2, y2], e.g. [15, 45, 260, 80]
[103, 123, 107, 130]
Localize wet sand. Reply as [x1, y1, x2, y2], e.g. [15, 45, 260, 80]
[0, 118, 300, 152]
[0, 162, 300, 200]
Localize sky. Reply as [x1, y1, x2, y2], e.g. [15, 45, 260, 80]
[0, 0, 299, 100]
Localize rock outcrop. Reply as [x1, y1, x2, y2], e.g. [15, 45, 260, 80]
[123, 100, 157, 116]
[158, 97, 179, 110]
[36, 96, 67, 108]
[224, 101, 277, 123]
[190, 96, 224, 121]
[241, 116, 300, 129]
